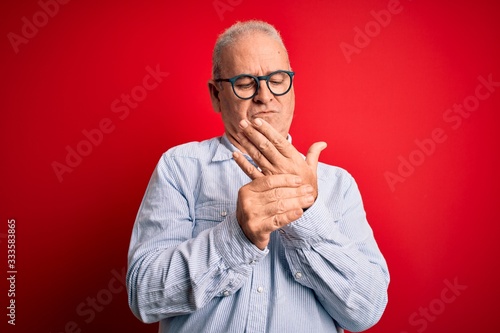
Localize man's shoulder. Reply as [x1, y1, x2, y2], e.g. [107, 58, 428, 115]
[317, 162, 354, 182]
[162, 137, 222, 160]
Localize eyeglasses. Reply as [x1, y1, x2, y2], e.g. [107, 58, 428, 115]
[215, 70, 295, 100]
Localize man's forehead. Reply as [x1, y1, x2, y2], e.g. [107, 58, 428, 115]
[220, 33, 289, 75]
[226, 33, 284, 55]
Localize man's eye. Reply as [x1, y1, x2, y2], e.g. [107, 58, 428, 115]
[236, 83, 254, 90]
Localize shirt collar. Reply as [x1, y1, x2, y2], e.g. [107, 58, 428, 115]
[212, 133, 293, 162]
[212, 134, 239, 162]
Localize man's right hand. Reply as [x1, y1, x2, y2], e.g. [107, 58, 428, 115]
[236, 173, 315, 250]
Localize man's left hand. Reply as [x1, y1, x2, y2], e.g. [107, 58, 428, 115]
[233, 118, 327, 207]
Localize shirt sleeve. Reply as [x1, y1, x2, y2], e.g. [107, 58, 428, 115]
[279, 169, 390, 332]
[126, 153, 267, 323]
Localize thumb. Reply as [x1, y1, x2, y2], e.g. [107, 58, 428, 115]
[305, 141, 328, 169]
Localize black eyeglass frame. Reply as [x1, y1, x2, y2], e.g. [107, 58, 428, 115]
[215, 70, 295, 100]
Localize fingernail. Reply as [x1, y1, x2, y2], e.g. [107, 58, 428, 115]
[239, 119, 248, 129]
[254, 118, 263, 126]
[305, 186, 314, 194]
[294, 177, 302, 184]
[306, 195, 314, 203]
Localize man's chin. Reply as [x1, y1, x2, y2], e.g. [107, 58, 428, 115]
[257, 114, 274, 123]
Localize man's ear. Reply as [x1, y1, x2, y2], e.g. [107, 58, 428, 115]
[208, 80, 222, 113]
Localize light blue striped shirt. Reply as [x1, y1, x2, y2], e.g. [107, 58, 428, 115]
[127, 135, 389, 333]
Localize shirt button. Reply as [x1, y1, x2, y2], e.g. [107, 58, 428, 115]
[257, 286, 264, 293]
[223, 290, 230, 297]
[221, 211, 227, 217]
[295, 272, 303, 279]
[250, 260, 256, 265]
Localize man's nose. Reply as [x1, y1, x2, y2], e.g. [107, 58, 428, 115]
[253, 80, 273, 103]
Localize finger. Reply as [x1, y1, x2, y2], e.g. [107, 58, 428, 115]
[250, 174, 303, 192]
[236, 129, 275, 173]
[238, 119, 291, 165]
[305, 142, 328, 171]
[263, 208, 304, 229]
[262, 184, 314, 203]
[260, 190, 315, 218]
[233, 151, 264, 180]
[250, 118, 296, 158]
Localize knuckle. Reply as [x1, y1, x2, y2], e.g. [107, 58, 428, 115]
[272, 215, 280, 227]
[262, 169, 273, 176]
[245, 164, 256, 176]
[258, 139, 271, 151]
[238, 185, 248, 195]
[263, 176, 274, 189]
[274, 188, 282, 199]
[276, 199, 286, 213]
[271, 136, 284, 147]
[238, 186, 253, 201]
[251, 150, 262, 161]
[264, 189, 274, 202]
[290, 209, 302, 221]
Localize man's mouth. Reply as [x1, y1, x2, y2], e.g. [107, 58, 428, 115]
[251, 110, 276, 118]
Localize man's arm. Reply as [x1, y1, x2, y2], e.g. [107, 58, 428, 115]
[126, 151, 313, 323]
[279, 172, 389, 332]
[233, 118, 389, 331]
[126, 153, 266, 322]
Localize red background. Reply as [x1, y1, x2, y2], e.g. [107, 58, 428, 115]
[1, 0, 499, 332]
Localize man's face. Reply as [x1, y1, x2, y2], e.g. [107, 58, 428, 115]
[209, 32, 295, 150]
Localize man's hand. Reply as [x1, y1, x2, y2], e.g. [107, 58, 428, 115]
[235, 173, 314, 250]
[234, 118, 327, 202]
[232, 118, 327, 249]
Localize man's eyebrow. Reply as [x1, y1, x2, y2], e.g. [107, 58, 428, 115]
[233, 69, 289, 76]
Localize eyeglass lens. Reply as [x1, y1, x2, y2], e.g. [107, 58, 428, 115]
[233, 71, 292, 99]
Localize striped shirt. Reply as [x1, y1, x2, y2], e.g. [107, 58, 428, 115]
[127, 135, 389, 333]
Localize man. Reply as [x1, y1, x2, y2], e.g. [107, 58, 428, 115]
[127, 20, 389, 333]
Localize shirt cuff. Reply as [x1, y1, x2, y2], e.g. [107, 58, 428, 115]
[279, 194, 342, 248]
[213, 212, 268, 273]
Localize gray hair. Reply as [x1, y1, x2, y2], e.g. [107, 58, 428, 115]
[211, 20, 287, 80]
